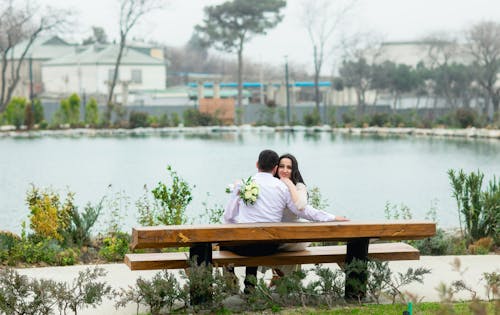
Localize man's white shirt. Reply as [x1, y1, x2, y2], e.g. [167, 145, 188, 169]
[224, 172, 335, 223]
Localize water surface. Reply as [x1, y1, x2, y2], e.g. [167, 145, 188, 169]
[1, 131, 498, 234]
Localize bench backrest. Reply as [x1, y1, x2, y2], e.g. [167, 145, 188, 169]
[131, 220, 436, 249]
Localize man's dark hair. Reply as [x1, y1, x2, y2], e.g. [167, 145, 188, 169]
[258, 149, 279, 172]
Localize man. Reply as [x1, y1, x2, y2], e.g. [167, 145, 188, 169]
[223, 149, 348, 291]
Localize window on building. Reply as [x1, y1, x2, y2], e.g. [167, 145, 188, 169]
[131, 69, 142, 83]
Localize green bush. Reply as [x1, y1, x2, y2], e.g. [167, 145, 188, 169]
[448, 169, 500, 245]
[303, 108, 321, 126]
[56, 247, 80, 266]
[11, 235, 62, 265]
[116, 270, 186, 315]
[158, 113, 170, 127]
[32, 98, 44, 125]
[369, 112, 390, 127]
[454, 108, 478, 128]
[183, 108, 220, 126]
[84, 97, 99, 126]
[63, 93, 82, 126]
[341, 110, 356, 126]
[0, 267, 112, 315]
[64, 199, 102, 247]
[171, 112, 180, 126]
[129, 111, 149, 128]
[411, 228, 458, 255]
[98, 231, 130, 262]
[0, 231, 20, 264]
[5, 97, 26, 129]
[147, 115, 159, 127]
[137, 165, 193, 226]
[26, 186, 74, 242]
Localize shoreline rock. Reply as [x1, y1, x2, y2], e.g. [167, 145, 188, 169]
[0, 125, 499, 139]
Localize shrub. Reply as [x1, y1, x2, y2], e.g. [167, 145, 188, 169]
[116, 270, 186, 315]
[26, 186, 74, 242]
[0, 268, 57, 314]
[448, 169, 499, 245]
[147, 115, 159, 127]
[64, 199, 102, 247]
[183, 108, 220, 126]
[158, 113, 170, 127]
[369, 113, 390, 127]
[341, 110, 356, 126]
[171, 112, 180, 126]
[468, 237, 494, 254]
[327, 106, 337, 127]
[61, 93, 81, 126]
[308, 186, 329, 210]
[454, 108, 478, 128]
[142, 165, 193, 226]
[56, 247, 80, 266]
[303, 108, 321, 126]
[84, 97, 99, 126]
[5, 97, 26, 129]
[98, 231, 130, 262]
[180, 259, 239, 311]
[129, 111, 149, 128]
[32, 98, 44, 125]
[0, 231, 20, 264]
[10, 234, 62, 265]
[411, 228, 456, 255]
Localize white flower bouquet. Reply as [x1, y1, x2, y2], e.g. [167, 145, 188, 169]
[239, 176, 259, 205]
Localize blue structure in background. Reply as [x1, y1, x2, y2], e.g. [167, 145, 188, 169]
[187, 81, 332, 88]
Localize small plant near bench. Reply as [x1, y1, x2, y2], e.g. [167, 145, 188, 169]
[0, 267, 112, 315]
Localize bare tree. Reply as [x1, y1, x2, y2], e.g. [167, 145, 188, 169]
[465, 21, 500, 117]
[301, 0, 357, 113]
[0, 0, 69, 112]
[106, 0, 165, 123]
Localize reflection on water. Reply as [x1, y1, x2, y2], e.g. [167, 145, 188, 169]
[0, 132, 498, 234]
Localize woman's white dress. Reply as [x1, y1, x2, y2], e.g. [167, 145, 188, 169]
[278, 182, 311, 252]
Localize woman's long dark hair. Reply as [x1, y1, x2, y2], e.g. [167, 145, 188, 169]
[275, 153, 305, 185]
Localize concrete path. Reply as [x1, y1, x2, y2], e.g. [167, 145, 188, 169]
[15, 255, 500, 315]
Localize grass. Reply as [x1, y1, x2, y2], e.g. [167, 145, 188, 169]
[243, 301, 499, 314]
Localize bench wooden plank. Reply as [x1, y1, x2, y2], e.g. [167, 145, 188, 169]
[125, 242, 419, 271]
[131, 221, 436, 249]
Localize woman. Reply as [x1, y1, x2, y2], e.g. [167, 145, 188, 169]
[275, 153, 310, 251]
[270, 153, 347, 282]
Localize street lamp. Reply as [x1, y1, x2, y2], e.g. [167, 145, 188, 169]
[284, 55, 290, 126]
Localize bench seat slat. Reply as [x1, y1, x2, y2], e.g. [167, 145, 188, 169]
[131, 221, 436, 249]
[125, 242, 419, 271]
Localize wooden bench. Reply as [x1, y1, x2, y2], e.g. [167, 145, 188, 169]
[125, 220, 436, 300]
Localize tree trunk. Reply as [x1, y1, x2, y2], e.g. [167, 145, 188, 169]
[106, 35, 126, 123]
[314, 45, 320, 113]
[0, 50, 9, 111]
[1, 29, 41, 112]
[491, 92, 500, 119]
[237, 48, 243, 109]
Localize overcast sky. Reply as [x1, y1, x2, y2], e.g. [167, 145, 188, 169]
[43, 0, 500, 74]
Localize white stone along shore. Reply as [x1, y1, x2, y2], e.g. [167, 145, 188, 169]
[1, 125, 499, 139]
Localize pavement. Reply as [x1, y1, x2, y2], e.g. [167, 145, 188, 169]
[15, 255, 500, 315]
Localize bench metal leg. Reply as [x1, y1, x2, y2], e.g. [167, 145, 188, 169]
[344, 238, 369, 301]
[189, 243, 213, 305]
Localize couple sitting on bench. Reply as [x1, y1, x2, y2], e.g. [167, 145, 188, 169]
[223, 149, 349, 291]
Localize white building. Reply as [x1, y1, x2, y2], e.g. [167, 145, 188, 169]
[0, 36, 76, 99]
[42, 45, 166, 104]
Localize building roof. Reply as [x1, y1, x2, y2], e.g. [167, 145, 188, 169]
[9, 36, 75, 60]
[43, 44, 165, 66]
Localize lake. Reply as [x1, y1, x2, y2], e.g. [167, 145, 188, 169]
[1, 130, 499, 234]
